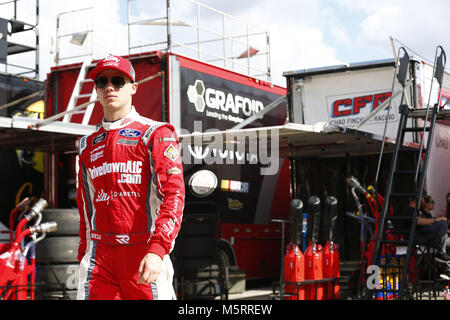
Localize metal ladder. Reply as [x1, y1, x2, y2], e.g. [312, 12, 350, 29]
[368, 46, 446, 300]
[62, 57, 97, 125]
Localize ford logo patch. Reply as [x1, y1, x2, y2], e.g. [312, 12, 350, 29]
[118, 129, 142, 138]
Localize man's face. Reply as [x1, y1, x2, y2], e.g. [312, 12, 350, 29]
[427, 197, 435, 211]
[95, 70, 137, 112]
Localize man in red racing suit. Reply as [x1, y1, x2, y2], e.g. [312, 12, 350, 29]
[76, 55, 184, 300]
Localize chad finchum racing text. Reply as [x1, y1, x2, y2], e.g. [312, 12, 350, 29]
[178, 303, 273, 317]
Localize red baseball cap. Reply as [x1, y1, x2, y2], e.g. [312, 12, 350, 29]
[89, 55, 136, 82]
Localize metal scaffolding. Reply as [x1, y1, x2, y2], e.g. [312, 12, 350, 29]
[127, 0, 272, 82]
[54, 7, 94, 65]
[0, 0, 40, 78]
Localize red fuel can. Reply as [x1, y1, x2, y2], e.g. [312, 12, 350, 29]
[284, 243, 305, 300]
[323, 241, 340, 299]
[305, 242, 323, 300]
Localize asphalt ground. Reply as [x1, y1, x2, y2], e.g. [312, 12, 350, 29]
[218, 277, 450, 300]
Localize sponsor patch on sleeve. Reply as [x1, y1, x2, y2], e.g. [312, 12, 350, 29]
[79, 136, 87, 155]
[160, 137, 177, 142]
[164, 145, 179, 161]
[166, 167, 182, 175]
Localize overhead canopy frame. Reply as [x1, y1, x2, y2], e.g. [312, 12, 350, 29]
[0, 116, 96, 152]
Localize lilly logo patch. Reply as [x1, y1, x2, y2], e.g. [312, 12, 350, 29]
[164, 145, 179, 161]
[118, 129, 142, 138]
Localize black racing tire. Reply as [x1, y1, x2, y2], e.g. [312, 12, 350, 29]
[41, 209, 79, 236]
[35, 236, 79, 264]
[217, 242, 236, 268]
[217, 249, 232, 269]
[36, 263, 79, 290]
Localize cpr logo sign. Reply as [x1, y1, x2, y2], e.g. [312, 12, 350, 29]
[187, 80, 206, 112]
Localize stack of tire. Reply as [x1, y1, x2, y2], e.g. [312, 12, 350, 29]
[36, 209, 79, 300]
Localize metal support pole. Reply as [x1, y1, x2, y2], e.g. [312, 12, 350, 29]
[222, 15, 226, 68]
[230, 94, 287, 130]
[166, 0, 172, 53]
[127, 0, 131, 55]
[272, 219, 289, 300]
[197, 3, 200, 59]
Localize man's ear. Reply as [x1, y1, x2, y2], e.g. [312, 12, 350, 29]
[131, 82, 138, 95]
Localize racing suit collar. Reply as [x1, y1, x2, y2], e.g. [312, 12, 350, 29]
[102, 106, 138, 131]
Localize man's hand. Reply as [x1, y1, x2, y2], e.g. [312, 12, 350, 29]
[138, 253, 162, 284]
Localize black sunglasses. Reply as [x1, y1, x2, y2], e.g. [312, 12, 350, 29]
[94, 76, 128, 89]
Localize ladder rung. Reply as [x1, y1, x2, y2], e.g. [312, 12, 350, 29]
[381, 240, 409, 245]
[74, 94, 93, 100]
[394, 170, 422, 175]
[387, 216, 413, 220]
[387, 225, 413, 234]
[389, 192, 417, 198]
[378, 264, 404, 269]
[399, 147, 427, 153]
[80, 79, 94, 84]
[403, 127, 430, 132]
[372, 289, 401, 294]
[389, 230, 411, 236]
[70, 110, 87, 115]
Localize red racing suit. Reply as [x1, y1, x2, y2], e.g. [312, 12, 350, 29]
[76, 107, 184, 300]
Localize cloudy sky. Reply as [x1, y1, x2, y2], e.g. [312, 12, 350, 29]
[2, 0, 449, 86]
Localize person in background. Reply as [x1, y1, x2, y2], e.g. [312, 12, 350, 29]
[437, 192, 450, 253]
[447, 192, 450, 229]
[402, 195, 450, 263]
